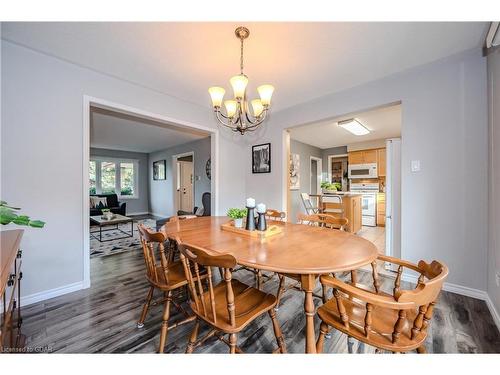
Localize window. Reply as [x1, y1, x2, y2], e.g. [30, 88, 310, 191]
[89, 161, 96, 194]
[101, 161, 116, 194]
[89, 158, 139, 198]
[120, 162, 135, 196]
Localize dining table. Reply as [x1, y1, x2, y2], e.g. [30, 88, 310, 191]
[161, 216, 378, 353]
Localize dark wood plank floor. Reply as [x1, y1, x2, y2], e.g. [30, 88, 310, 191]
[20, 248, 500, 353]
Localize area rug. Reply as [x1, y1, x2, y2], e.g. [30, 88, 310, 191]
[90, 218, 157, 258]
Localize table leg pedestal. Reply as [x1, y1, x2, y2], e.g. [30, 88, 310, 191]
[301, 274, 317, 354]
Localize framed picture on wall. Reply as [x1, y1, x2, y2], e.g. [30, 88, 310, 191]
[289, 153, 300, 190]
[252, 143, 271, 173]
[153, 160, 166, 180]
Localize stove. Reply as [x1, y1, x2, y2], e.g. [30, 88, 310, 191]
[350, 182, 379, 227]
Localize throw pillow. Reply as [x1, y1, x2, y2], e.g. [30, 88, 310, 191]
[90, 196, 108, 209]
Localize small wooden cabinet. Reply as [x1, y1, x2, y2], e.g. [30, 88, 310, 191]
[343, 195, 362, 234]
[377, 148, 386, 177]
[348, 149, 377, 165]
[376, 193, 385, 226]
[1, 230, 25, 352]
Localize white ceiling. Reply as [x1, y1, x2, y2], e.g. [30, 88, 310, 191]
[90, 109, 209, 153]
[1, 22, 487, 112]
[289, 104, 401, 149]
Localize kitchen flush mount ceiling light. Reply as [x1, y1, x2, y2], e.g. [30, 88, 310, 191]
[208, 27, 274, 135]
[338, 119, 370, 136]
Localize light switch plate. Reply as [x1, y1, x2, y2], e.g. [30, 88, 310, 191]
[411, 160, 421, 172]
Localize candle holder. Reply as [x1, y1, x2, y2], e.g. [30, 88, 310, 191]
[257, 212, 267, 231]
[245, 206, 256, 231]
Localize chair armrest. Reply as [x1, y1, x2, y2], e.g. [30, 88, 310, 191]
[377, 255, 421, 274]
[320, 275, 414, 310]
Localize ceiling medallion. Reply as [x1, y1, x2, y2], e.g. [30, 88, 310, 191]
[208, 26, 274, 135]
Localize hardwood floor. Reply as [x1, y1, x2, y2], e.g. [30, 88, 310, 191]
[358, 225, 385, 254]
[20, 248, 500, 353]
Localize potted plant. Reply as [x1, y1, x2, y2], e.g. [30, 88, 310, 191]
[320, 181, 338, 194]
[101, 208, 113, 220]
[0, 201, 45, 228]
[227, 208, 247, 228]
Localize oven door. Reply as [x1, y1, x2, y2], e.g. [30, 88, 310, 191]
[361, 194, 376, 216]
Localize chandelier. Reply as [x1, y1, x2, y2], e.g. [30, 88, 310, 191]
[208, 26, 274, 135]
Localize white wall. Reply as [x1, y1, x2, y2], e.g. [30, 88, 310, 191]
[1, 41, 246, 301]
[149, 137, 211, 217]
[245, 49, 488, 291]
[487, 47, 500, 315]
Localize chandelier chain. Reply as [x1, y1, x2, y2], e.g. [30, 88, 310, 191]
[240, 37, 244, 74]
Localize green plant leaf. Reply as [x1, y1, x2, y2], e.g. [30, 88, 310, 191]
[13, 215, 31, 225]
[29, 220, 45, 228]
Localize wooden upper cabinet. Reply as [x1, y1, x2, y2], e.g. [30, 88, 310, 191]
[362, 149, 377, 164]
[377, 148, 386, 176]
[348, 149, 378, 165]
[348, 151, 364, 165]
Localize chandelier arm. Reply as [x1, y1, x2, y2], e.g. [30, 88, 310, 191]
[244, 109, 268, 128]
[215, 108, 230, 120]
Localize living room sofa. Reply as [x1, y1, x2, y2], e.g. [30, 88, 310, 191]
[90, 194, 126, 216]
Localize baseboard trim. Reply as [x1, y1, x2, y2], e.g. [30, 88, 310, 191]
[402, 273, 500, 332]
[128, 211, 150, 216]
[149, 212, 168, 218]
[21, 281, 86, 307]
[485, 295, 500, 333]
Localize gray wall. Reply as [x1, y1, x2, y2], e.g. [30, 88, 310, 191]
[1, 40, 247, 302]
[487, 47, 500, 317]
[321, 146, 348, 175]
[245, 49, 488, 292]
[149, 137, 211, 217]
[289, 139, 322, 222]
[90, 147, 149, 214]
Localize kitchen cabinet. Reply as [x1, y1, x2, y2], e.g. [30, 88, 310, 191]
[348, 149, 377, 164]
[348, 151, 364, 165]
[377, 148, 386, 177]
[377, 193, 385, 226]
[322, 194, 362, 234]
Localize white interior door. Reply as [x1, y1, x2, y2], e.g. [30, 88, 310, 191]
[179, 160, 194, 212]
[385, 138, 401, 260]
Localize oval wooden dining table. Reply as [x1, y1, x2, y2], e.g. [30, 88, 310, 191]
[161, 216, 378, 353]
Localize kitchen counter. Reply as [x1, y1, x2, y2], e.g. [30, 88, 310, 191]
[322, 192, 363, 197]
[321, 194, 363, 233]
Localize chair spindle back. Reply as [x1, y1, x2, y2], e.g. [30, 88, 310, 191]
[177, 241, 238, 327]
[138, 224, 170, 286]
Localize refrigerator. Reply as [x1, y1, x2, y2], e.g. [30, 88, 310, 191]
[385, 138, 401, 264]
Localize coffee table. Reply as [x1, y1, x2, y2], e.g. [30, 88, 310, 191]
[90, 214, 134, 242]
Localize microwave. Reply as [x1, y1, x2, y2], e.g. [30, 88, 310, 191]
[348, 163, 378, 179]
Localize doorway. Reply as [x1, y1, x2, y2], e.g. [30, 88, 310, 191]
[174, 153, 195, 214]
[309, 156, 322, 195]
[284, 102, 402, 258]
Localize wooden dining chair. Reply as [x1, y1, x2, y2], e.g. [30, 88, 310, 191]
[177, 240, 287, 354]
[300, 192, 322, 215]
[316, 255, 448, 354]
[265, 209, 286, 222]
[297, 213, 348, 231]
[136, 224, 198, 353]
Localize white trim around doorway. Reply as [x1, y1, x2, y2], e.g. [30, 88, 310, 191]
[172, 151, 195, 214]
[82, 95, 219, 290]
[309, 156, 323, 195]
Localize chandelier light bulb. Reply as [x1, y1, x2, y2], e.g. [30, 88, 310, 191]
[224, 100, 238, 118]
[257, 85, 274, 106]
[208, 87, 225, 107]
[251, 99, 264, 117]
[230, 74, 248, 99]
